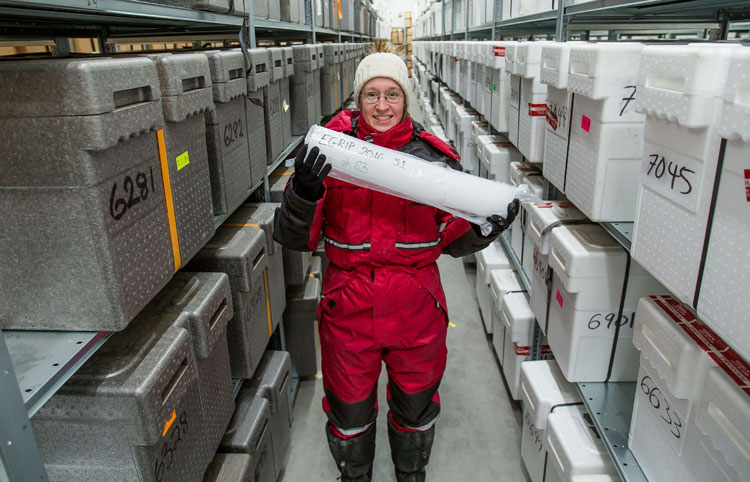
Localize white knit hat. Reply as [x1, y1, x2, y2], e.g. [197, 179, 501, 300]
[353, 52, 409, 109]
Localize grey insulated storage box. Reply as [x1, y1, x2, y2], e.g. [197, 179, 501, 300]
[249, 351, 292, 480]
[315, 44, 325, 121]
[220, 389, 275, 482]
[0, 57, 173, 331]
[150, 53, 216, 267]
[233, 203, 286, 330]
[203, 49, 254, 214]
[254, 0, 269, 18]
[321, 44, 338, 115]
[240, 47, 270, 186]
[203, 453, 253, 482]
[283, 276, 321, 377]
[192, 0, 248, 15]
[186, 223, 271, 379]
[280, 0, 300, 23]
[268, 0, 281, 20]
[280, 47, 294, 149]
[264, 48, 285, 164]
[32, 307, 209, 481]
[269, 166, 292, 203]
[147, 271, 236, 467]
[291, 45, 318, 135]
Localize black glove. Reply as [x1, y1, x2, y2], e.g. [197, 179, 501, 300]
[476, 198, 520, 237]
[292, 144, 332, 202]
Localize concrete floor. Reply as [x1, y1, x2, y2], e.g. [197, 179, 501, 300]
[280, 255, 529, 482]
[279, 80, 529, 482]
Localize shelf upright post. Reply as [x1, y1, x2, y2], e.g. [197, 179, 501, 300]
[441, 0, 446, 40]
[555, 0, 566, 42]
[0, 330, 48, 482]
[492, 0, 502, 40]
[465, 0, 469, 40]
[450, 0, 455, 40]
[306, 0, 316, 44]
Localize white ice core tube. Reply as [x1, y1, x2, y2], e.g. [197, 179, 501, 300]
[305, 125, 534, 235]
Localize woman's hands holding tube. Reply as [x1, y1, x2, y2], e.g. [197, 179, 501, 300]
[292, 144, 332, 202]
[474, 199, 521, 237]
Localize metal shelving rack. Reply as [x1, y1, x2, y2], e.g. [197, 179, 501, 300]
[415, 1, 749, 481]
[0, 1, 374, 478]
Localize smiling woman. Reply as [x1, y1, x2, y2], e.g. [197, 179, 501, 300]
[273, 40, 519, 482]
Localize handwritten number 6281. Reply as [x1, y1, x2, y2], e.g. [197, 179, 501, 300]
[109, 168, 155, 221]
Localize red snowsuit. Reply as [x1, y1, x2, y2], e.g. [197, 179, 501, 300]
[274, 111, 494, 438]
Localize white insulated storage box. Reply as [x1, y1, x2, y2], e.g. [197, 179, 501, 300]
[520, 360, 581, 482]
[490, 269, 524, 360]
[220, 387, 276, 482]
[454, 105, 480, 173]
[631, 44, 738, 312]
[524, 202, 589, 335]
[483, 139, 522, 183]
[241, 47, 270, 186]
[540, 42, 576, 194]
[546, 224, 666, 382]
[629, 294, 750, 482]
[698, 47, 750, 362]
[0, 57, 175, 331]
[545, 406, 619, 482]
[565, 42, 646, 221]
[186, 223, 271, 379]
[500, 291, 536, 400]
[32, 273, 234, 481]
[203, 49, 254, 214]
[476, 242, 513, 333]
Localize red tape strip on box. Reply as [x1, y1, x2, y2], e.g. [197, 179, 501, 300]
[744, 169, 750, 202]
[528, 103, 547, 117]
[650, 295, 750, 397]
[494, 46, 505, 57]
[547, 108, 558, 131]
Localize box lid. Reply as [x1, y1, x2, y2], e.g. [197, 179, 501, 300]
[548, 224, 626, 280]
[0, 56, 161, 117]
[526, 202, 588, 255]
[520, 360, 580, 430]
[546, 406, 618, 477]
[502, 291, 535, 342]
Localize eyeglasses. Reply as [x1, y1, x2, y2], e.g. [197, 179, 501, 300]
[361, 90, 404, 104]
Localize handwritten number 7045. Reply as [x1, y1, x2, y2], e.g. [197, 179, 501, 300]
[646, 154, 694, 195]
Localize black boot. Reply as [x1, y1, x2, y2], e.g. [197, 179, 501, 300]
[326, 421, 376, 482]
[388, 418, 435, 482]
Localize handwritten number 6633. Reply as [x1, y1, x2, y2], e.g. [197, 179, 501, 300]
[640, 376, 682, 439]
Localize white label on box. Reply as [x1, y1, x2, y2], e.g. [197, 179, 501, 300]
[641, 144, 705, 212]
[638, 372, 686, 454]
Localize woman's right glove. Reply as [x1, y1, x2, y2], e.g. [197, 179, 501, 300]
[292, 144, 332, 202]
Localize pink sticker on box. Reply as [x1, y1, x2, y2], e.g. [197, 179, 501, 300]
[581, 115, 591, 132]
[555, 290, 563, 308]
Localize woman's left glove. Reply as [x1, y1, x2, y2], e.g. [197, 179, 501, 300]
[477, 199, 521, 237]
